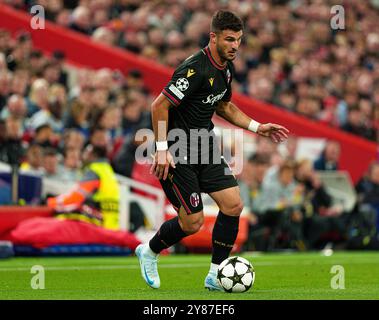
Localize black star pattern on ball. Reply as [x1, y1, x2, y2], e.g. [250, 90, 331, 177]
[217, 256, 254, 293]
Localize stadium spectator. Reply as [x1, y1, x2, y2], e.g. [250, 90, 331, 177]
[314, 140, 341, 171]
[238, 153, 271, 251]
[93, 105, 122, 141]
[295, 159, 348, 249]
[64, 94, 91, 139]
[61, 128, 85, 152]
[347, 161, 379, 249]
[20, 144, 43, 173]
[2, 117, 25, 165]
[42, 147, 62, 178]
[253, 160, 305, 250]
[27, 98, 65, 134]
[88, 126, 111, 152]
[56, 9, 72, 28]
[50, 50, 69, 89]
[92, 26, 116, 47]
[44, 0, 64, 22]
[124, 69, 148, 93]
[0, 70, 12, 111]
[49, 83, 68, 110]
[279, 135, 298, 162]
[47, 144, 120, 230]
[58, 147, 82, 182]
[342, 106, 376, 141]
[112, 132, 140, 178]
[10, 68, 29, 96]
[356, 161, 379, 221]
[28, 49, 45, 78]
[33, 124, 57, 149]
[42, 61, 61, 85]
[69, 6, 93, 35]
[0, 53, 6, 71]
[26, 78, 49, 117]
[0, 119, 7, 161]
[6, 31, 32, 72]
[121, 89, 152, 136]
[0, 95, 27, 130]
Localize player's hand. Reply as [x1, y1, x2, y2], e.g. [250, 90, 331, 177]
[257, 123, 289, 143]
[150, 150, 176, 180]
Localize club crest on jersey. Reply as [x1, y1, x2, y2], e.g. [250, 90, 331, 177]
[226, 69, 231, 83]
[187, 69, 195, 78]
[209, 78, 214, 86]
[190, 193, 200, 207]
[176, 78, 189, 91]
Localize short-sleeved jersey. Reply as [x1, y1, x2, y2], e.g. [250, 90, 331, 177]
[162, 46, 234, 134]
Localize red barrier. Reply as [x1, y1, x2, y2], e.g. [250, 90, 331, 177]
[0, 206, 53, 238]
[0, 4, 377, 183]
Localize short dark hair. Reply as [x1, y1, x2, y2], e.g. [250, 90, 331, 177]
[35, 123, 51, 135]
[43, 147, 58, 157]
[211, 10, 243, 34]
[88, 144, 108, 159]
[90, 125, 106, 137]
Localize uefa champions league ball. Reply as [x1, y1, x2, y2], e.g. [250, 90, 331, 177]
[217, 256, 255, 293]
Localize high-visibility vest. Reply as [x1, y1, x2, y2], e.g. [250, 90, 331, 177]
[87, 161, 120, 230]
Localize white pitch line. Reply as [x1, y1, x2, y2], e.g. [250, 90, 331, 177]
[0, 262, 209, 272]
[0, 258, 378, 272]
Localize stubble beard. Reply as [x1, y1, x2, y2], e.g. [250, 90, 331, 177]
[216, 45, 234, 63]
[216, 44, 236, 63]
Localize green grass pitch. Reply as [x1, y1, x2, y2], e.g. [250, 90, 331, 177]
[0, 251, 378, 300]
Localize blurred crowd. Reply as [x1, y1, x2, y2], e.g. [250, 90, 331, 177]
[237, 137, 379, 251]
[0, 0, 378, 250]
[0, 26, 153, 183]
[6, 0, 379, 143]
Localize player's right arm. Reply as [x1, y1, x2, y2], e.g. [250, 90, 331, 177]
[150, 93, 176, 181]
[150, 55, 204, 180]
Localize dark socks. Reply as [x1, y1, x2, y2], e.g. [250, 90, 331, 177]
[149, 217, 188, 254]
[211, 211, 240, 264]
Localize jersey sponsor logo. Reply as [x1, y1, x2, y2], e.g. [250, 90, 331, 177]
[209, 77, 214, 86]
[190, 192, 200, 207]
[202, 88, 228, 106]
[176, 78, 190, 91]
[187, 69, 195, 77]
[169, 84, 184, 99]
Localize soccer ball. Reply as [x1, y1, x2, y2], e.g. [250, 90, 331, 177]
[217, 256, 255, 293]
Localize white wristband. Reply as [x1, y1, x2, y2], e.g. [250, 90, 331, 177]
[156, 141, 168, 151]
[248, 120, 261, 133]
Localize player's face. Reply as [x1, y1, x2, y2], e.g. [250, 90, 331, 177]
[214, 30, 243, 62]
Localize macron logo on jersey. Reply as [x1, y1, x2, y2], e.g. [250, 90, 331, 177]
[202, 89, 228, 106]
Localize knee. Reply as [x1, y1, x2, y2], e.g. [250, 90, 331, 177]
[181, 216, 204, 235]
[220, 199, 244, 216]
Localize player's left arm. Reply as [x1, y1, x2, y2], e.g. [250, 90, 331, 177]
[215, 101, 289, 143]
